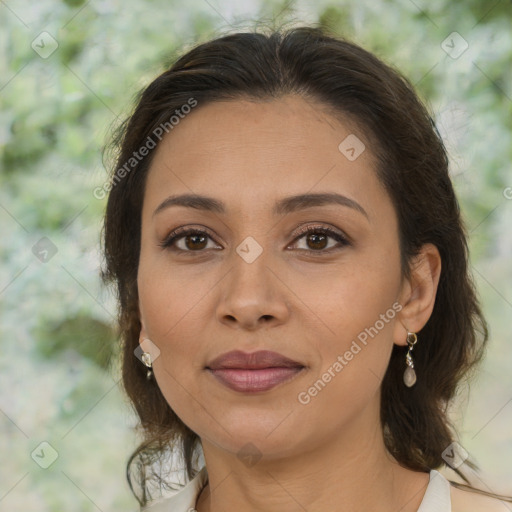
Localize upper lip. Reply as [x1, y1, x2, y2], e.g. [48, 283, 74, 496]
[206, 350, 304, 370]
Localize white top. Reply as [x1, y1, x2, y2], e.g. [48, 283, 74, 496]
[143, 467, 451, 511]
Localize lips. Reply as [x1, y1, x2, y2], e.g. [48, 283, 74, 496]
[206, 350, 305, 393]
[207, 350, 303, 370]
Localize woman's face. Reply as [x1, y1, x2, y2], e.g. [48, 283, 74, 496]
[137, 95, 409, 461]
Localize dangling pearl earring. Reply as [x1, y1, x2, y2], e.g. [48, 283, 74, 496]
[141, 351, 153, 380]
[403, 332, 418, 387]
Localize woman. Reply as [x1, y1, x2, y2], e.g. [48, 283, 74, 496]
[101, 25, 510, 511]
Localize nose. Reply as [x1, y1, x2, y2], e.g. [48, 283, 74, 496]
[215, 250, 290, 331]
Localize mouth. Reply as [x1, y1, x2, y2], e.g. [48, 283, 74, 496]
[206, 350, 305, 393]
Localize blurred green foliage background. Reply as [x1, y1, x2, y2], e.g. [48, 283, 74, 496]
[1, 0, 511, 510]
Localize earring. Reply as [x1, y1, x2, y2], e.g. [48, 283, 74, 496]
[141, 351, 153, 380]
[403, 332, 418, 387]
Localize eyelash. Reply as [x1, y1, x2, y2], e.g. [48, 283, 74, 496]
[158, 224, 351, 255]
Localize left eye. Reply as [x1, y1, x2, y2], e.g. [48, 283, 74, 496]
[159, 226, 350, 254]
[289, 226, 350, 252]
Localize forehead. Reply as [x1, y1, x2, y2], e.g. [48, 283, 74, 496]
[143, 95, 385, 218]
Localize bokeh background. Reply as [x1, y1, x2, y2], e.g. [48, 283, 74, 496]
[1, 0, 511, 510]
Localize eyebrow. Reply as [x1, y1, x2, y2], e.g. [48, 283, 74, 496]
[153, 192, 369, 220]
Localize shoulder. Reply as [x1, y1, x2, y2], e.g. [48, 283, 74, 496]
[450, 484, 511, 512]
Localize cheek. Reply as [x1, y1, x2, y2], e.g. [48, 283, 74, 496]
[292, 251, 401, 346]
[291, 247, 401, 395]
[138, 270, 209, 423]
[137, 265, 215, 411]
[137, 255, 216, 342]
[294, 273, 397, 427]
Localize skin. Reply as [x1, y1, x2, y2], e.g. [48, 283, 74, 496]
[137, 94, 444, 511]
[451, 485, 510, 512]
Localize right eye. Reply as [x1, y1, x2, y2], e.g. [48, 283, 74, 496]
[159, 227, 221, 253]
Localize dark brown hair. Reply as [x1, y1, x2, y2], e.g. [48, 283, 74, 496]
[101, 24, 504, 507]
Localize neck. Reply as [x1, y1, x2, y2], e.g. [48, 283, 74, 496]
[195, 400, 430, 512]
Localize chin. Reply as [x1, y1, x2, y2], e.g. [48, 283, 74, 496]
[200, 412, 305, 455]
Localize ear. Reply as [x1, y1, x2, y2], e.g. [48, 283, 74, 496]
[138, 305, 148, 342]
[139, 324, 148, 343]
[137, 315, 161, 362]
[393, 243, 442, 346]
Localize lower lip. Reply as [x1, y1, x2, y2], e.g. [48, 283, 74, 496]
[207, 367, 304, 393]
